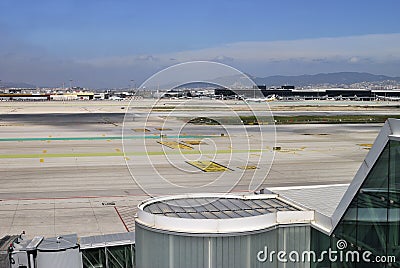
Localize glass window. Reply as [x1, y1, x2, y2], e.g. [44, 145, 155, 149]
[82, 248, 106, 268]
[357, 144, 389, 256]
[311, 228, 331, 268]
[332, 143, 390, 267]
[389, 140, 400, 262]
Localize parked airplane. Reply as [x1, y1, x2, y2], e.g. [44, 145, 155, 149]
[376, 95, 400, 101]
[245, 95, 278, 102]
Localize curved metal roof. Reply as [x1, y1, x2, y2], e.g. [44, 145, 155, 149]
[143, 196, 298, 219]
[136, 193, 313, 234]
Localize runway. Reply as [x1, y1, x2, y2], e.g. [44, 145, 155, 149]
[0, 100, 387, 238]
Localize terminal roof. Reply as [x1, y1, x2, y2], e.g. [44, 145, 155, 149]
[143, 196, 298, 219]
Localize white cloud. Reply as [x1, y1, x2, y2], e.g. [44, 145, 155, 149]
[2, 32, 400, 87]
[78, 33, 400, 68]
[168, 33, 400, 62]
[349, 56, 360, 63]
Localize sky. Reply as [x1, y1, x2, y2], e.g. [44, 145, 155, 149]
[0, 0, 400, 88]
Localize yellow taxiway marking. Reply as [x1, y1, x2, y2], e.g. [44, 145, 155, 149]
[186, 161, 230, 172]
[182, 140, 206, 145]
[133, 128, 150, 132]
[237, 165, 258, 170]
[0, 149, 265, 159]
[157, 141, 193, 150]
[357, 143, 373, 148]
[273, 146, 305, 153]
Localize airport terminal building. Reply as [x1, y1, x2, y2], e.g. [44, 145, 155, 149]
[2, 119, 400, 267]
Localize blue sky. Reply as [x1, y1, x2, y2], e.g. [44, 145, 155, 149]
[0, 0, 400, 87]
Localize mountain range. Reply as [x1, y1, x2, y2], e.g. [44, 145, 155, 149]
[251, 72, 400, 86]
[0, 81, 37, 88]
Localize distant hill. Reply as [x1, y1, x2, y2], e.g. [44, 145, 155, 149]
[252, 72, 400, 86]
[0, 81, 36, 88]
[2, 72, 400, 89]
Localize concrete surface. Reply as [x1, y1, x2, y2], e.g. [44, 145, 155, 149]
[0, 100, 387, 238]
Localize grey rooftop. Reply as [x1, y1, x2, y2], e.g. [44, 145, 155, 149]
[143, 196, 298, 219]
[80, 232, 135, 249]
[37, 234, 78, 251]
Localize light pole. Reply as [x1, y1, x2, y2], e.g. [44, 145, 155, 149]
[130, 80, 135, 91]
[69, 79, 73, 90]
